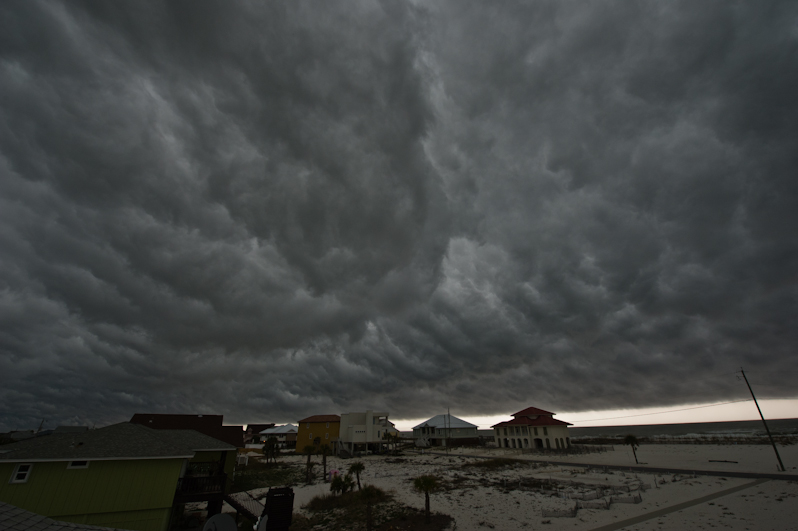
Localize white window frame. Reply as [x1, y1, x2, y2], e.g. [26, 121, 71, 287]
[67, 460, 89, 469]
[10, 463, 32, 484]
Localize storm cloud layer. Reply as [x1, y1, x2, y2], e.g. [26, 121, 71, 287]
[1, 1, 797, 430]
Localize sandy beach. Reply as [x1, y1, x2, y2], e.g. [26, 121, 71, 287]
[233, 443, 798, 530]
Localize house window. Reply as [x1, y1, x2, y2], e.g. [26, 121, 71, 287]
[326, 422, 329, 428]
[309, 433, 313, 439]
[10, 464, 32, 483]
[543, 427, 548, 435]
[326, 433, 329, 439]
[67, 461, 89, 469]
[534, 428, 538, 436]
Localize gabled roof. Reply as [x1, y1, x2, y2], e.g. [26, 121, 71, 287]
[0, 501, 130, 530]
[129, 413, 244, 447]
[412, 414, 478, 430]
[0, 423, 194, 463]
[246, 424, 275, 433]
[298, 415, 340, 423]
[260, 424, 297, 435]
[153, 429, 236, 452]
[53, 426, 89, 435]
[492, 416, 572, 428]
[512, 407, 555, 417]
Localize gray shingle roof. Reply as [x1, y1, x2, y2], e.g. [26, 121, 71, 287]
[0, 423, 197, 462]
[0, 501, 129, 530]
[155, 429, 236, 452]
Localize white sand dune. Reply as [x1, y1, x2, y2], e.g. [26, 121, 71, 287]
[237, 444, 798, 530]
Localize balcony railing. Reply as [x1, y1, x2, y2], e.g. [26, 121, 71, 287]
[176, 474, 226, 496]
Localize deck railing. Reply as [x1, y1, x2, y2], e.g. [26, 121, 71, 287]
[175, 474, 226, 495]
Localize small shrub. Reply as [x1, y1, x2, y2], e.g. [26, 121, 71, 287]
[461, 458, 531, 470]
[305, 485, 390, 512]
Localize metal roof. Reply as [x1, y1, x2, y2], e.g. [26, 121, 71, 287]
[260, 424, 297, 435]
[412, 414, 478, 430]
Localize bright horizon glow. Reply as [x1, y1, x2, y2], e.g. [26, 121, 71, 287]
[390, 398, 798, 431]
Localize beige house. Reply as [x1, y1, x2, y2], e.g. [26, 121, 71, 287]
[338, 411, 393, 454]
[492, 407, 572, 450]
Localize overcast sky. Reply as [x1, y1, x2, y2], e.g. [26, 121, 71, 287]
[1, 1, 797, 432]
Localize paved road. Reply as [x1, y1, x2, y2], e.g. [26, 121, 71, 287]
[421, 451, 798, 481]
[588, 478, 770, 531]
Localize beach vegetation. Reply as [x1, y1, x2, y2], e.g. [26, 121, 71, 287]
[262, 437, 280, 464]
[348, 461, 365, 490]
[413, 475, 440, 523]
[624, 434, 640, 464]
[461, 458, 534, 470]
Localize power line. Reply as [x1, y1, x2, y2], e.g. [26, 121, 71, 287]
[570, 399, 753, 423]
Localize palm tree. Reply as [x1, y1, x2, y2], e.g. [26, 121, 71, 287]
[302, 444, 317, 484]
[361, 485, 381, 531]
[262, 437, 279, 464]
[413, 475, 439, 524]
[348, 461, 365, 491]
[319, 443, 332, 482]
[624, 434, 640, 464]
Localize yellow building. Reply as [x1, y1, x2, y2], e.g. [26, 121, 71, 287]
[295, 415, 340, 453]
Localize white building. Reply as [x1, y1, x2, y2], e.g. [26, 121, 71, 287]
[338, 410, 394, 454]
[259, 424, 297, 448]
[492, 407, 572, 450]
[412, 414, 479, 446]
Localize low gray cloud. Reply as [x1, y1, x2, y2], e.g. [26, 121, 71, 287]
[1, 0, 797, 431]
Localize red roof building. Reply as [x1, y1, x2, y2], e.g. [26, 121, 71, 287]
[491, 407, 572, 451]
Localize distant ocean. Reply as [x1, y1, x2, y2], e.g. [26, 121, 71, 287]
[566, 418, 798, 439]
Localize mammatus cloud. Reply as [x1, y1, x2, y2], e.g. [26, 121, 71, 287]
[1, 1, 797, 431]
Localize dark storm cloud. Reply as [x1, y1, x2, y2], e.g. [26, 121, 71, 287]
[1, 0, 797, 430]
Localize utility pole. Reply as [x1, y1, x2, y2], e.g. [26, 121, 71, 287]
[740, 368, 785, 472]
[446, 408, 450, 455]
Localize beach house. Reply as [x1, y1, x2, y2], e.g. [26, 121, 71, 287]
[0, 422, 236, 531]
[412, 414, 479, 446]
[295, 415, 340, 453]
[259, 424, 298, 449]
[492, 407, 572, 450]
[338, 411, 393, 455]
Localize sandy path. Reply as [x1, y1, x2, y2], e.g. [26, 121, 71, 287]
[612, 479, 798, 531]
[589, 478, 768, 531]
[449, 443, 798, 475]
